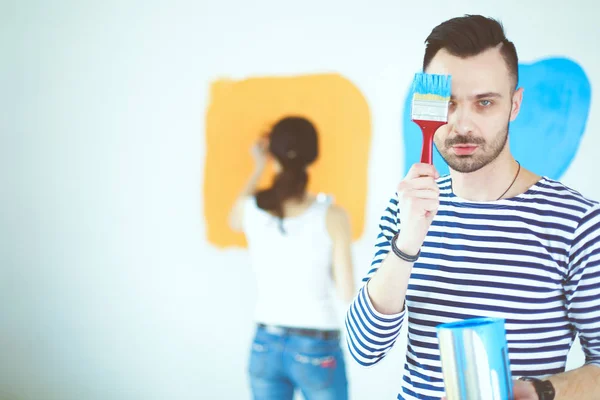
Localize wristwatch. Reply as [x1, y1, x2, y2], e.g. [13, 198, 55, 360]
[518, 377, 555, 400]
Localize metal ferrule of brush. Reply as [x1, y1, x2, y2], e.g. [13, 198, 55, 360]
[411, 98, 449, 122]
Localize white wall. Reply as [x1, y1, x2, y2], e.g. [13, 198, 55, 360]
[3, 1, 599, 399]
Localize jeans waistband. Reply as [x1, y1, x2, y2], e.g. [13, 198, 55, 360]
[257, 323, 340, 340]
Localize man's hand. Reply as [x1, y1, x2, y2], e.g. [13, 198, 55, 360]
[512, 379, 538, 400]
[395, 163, 440, 255]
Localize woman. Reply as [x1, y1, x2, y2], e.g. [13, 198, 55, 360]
[229, 116, 355, 399]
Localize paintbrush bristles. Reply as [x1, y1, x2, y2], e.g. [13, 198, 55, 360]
[413, 93, 450, 102]
[411, 73, 452, 122]
[411, 73, 452, 98]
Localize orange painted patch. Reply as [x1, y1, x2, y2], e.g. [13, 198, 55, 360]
[204, 74, 371, 248]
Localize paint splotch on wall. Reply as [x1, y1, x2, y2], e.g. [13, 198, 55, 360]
[402, 57, 592, 178]
[204, 74, 371, 248]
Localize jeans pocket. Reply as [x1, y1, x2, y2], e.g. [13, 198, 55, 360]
[291, 350, 338, 391]
[249, 341, 271, 378]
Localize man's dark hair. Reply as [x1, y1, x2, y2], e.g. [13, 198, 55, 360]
[423, 15, 519, 89]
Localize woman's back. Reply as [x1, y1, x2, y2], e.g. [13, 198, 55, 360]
[243, 194, 339, 330]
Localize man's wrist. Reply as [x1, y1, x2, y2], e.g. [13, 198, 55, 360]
[393, 232, 422, 257]
[391, 232, 421, 262]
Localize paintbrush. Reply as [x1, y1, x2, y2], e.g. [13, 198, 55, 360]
[410, 73, 452, 164]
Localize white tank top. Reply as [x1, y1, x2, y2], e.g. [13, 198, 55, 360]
[242, 194, 339, 330]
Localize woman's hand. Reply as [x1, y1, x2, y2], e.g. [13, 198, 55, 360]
[251, 138, 269, 170]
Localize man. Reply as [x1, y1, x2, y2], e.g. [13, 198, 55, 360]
[345, 15, 600, 400]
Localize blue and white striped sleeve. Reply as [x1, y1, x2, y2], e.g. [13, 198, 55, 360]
[565, 203, 600, 367]
[345, 193, 406, 366]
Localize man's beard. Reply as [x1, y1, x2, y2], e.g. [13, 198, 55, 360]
[436, 123, 510, 173]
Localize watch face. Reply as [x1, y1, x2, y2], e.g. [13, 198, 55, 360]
[536, 380, 556, 400]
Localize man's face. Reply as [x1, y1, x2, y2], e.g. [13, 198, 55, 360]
[425, 46, 523, 173]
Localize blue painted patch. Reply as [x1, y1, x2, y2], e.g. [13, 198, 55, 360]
[402, 57, 592, 178]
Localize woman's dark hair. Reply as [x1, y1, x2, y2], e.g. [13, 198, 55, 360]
[255, 116, 318, 226]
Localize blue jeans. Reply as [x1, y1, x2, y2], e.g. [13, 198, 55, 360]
[248, 325, 349, 399]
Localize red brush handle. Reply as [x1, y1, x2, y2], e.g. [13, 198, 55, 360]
[412, 120, 447, 164]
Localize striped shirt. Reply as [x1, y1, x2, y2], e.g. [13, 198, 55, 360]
[345, 176, 600, 400]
